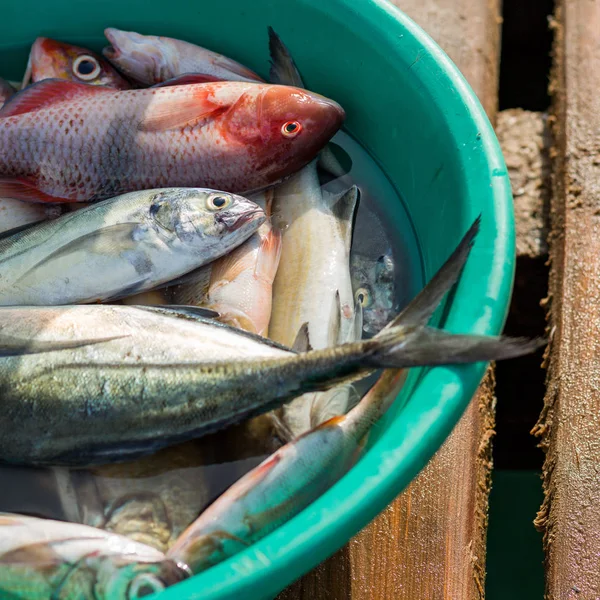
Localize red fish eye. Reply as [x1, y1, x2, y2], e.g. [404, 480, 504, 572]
[73, 55, 101, 81]
[281, 121, 302, 137]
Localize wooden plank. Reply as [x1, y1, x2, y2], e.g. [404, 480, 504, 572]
[278, 0, 502, 597]
[532, 1, 600, 597]
[496, 109, 551, 259]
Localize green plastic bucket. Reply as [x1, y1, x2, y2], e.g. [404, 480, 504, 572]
[0, 0, 514, 597]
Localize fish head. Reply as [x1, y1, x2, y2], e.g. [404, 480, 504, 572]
[221, 85, 345, 180]
[94, 553, 190, 599]
[351, 253, 397, 336]
[104, 28, 178, 85]
[23, 37, 131, 89]
[148, 188, 265, 250]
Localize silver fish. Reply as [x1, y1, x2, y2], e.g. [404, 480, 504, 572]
[0, 188, 264, 306]
[0, 219, 540, 466]
[268, 30, 360, 439]
[0, 513, 189, 599]
[103, 28, 262, 85]
[351, 250, 398, 336]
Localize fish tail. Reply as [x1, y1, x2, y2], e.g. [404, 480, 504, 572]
[366, 327, 542, 369]
[359, 216, 544, 369]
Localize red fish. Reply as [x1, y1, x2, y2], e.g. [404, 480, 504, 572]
[22, 37, 131, 90]
[0, 79, 345, 203]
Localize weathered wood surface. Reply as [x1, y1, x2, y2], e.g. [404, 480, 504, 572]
[532, 0, 600, 597]
[496, 109, 551, 259]
[279, 0, 502, 597]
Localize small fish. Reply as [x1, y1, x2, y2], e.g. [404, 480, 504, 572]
[0, 218, 541, 466]
[103, 28, 263, 85]
[351, 251, 398, 336]
[172, 190, 282, 336]
[0, 188, 264, 306]
[0, 79, 344, 203]
[22, 37, 131, 89]
[165, 219, 526, 572]
[0, 77, 16, 108]
[0, 513, 190, 599]
[0, 198, 61, 234]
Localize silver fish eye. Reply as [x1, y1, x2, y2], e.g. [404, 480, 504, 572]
[207, 194, 232, 211]
[73, 55, 101, 81]
[128, 573, 165, 599]
[355, 287, 373, 308]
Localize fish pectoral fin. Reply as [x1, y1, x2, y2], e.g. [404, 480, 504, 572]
[254, 227, 282, 282]
[291, 322, 311, 353]
[309, 385, 358, 428]
[268, 27, 305, 87]
[0, 79, 112, 118]
[326, 185, 361, 253]
[138, 305, 220, 320]
[139, 93, 227, 132]
[14, 222, 144, 287]
[0, 332, 128, 356]
[0, 177, 70, 203]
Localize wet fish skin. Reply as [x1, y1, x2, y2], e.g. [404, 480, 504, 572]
[0, 513, 190, 599]
[22, 37, 131, 89]
[103, 27, 263, 85]
[0, 187, 264, 306]
[0, 219, 543, 466]
[0, 79, 344, 203]
[351, 251, 398, 336]
[173, 190, 282, 336]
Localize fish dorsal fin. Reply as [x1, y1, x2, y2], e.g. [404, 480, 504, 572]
[291, 322, 312, 352]
[327, 185, 361, 253]
[346, 300, 363, 343]
[0, 79, 112, 118]
[152, 73, 225, 87]
[327, 291, 342, 347]
[268, 27, 305, 88]
[139, 90, 227, 132]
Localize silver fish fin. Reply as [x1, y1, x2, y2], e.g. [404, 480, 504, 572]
[309, 385, 360, 428]
[12, 222, 143, 287]
[0, 332, 127, 356]
[318, 143, 352, 180]
[269, 410, 296, 443]
[137, 305, 220, 320]
[345, 300, 363, 343]
[291, 322, 312, 353]
[327, 291, 342, 347]
[326, 185, 360, 254]
[267, 27, 305, 87]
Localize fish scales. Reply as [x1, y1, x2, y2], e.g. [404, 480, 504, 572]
[0, 81, 344, 202]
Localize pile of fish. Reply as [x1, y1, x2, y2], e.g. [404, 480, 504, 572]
[0, 27, 541, 598]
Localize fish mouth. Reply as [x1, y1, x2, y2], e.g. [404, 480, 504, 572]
[218, 209, 266, 231]
[103, 28, 122, 60]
